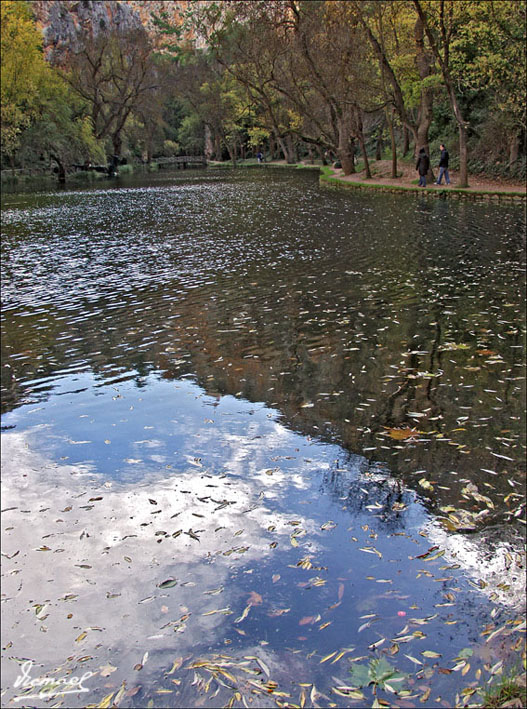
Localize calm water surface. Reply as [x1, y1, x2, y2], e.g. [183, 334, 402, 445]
[1, 169, 525, 708]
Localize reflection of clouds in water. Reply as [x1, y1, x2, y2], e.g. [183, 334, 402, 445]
[424, 520, 526, 610]
[3, 410, 525, 707]
[1, 430, 318, 706]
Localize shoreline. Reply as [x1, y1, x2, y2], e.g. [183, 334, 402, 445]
[243, 158, 526, 200]
[2, 160, 525, 201]
[318, 164, 526, 201]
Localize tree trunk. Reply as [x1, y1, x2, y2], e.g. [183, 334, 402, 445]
[414, 16, 435, 182]
[403, 126, 410, 155]
[317, 145, 327, 165]
[337, 115, 356, 175]
[358, 130, 372, 179]
[226, 141, 237, 167]
[458, 122, 468, 187]
[51, 154, 66, 184]
[204, 124, 214, 161]
[508, 132, 520, 166]
[375, 117, 384, 160]
[386, 109, 397, 178]
[269, 134, 277, 160]
[278, 135, 295, 164]
[338, 147, 356, 175]
[112, 133, 122, 158]
[285, 134, 296, 164]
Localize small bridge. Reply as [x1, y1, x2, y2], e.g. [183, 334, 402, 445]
[155, 156, 207, 169]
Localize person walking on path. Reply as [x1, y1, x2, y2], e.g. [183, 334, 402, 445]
[416, 148, 430, 187]
[435, 143, 451, 185]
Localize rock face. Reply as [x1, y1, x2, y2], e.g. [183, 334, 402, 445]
[31, 1, 190, 59]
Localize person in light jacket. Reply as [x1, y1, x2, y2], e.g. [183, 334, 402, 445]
[416, 148, 430, 187]
[435, 143, 451, 185]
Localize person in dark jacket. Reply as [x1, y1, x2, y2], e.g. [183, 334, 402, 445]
[435, 143, 451, 185]
[415, 147, 430, 187]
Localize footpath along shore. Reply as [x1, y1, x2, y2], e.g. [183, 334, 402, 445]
[316, 159, 526, 201]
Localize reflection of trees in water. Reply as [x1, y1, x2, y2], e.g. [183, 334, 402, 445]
[2, 252, 524, 517]
[321, 456, 414, 533]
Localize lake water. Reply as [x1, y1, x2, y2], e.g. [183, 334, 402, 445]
[1, 168, 525, 708]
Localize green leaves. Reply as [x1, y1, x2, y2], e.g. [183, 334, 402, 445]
[349, 656, 409, 692]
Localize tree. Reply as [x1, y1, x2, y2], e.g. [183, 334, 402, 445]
[448, 0, 526, 171]
[19, 74, 105, 182]
[355, 0, 438, 181]
[59, 27, 160, 159]
[1, 1, 46, 162]
[413, 0, 470, 186]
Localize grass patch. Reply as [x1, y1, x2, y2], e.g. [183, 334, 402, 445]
[480, 669, 527, 708]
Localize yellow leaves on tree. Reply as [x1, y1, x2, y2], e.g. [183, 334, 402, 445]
[1, 1, 48, 155]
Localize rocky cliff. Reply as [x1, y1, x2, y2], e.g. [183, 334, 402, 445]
[31, 1, 190, 59]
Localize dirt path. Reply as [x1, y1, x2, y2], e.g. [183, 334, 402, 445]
[328, 159, 526, 194]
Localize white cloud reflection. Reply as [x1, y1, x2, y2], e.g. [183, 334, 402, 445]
[1, 428, 318, 707]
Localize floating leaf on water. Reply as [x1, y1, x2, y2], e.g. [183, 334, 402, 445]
[418, 478, 434, 491]
[248, 591, 263, 606]
[420, 686, 431, 702]
[234, 605, 251, 624]
[267, 608, 290, 617]
[99, 664, 117, 677]
[321, 521, 337, 530]
[359, 546, 382, 558]
[385, 427, 420, 440]
[404, 654, 423, 665]
[461, 662, 471, 676]
[299, 616, 317, 626]
[96, 692, 114, 708]
[439, 342, 470, 351]
[167, 657, 183, 674]
[114, 682, 126, 705]
[320, 651, 337, 663]
[203, 586, 224, 596]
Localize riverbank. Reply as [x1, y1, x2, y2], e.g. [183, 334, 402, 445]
[319, 160, 526, 200]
